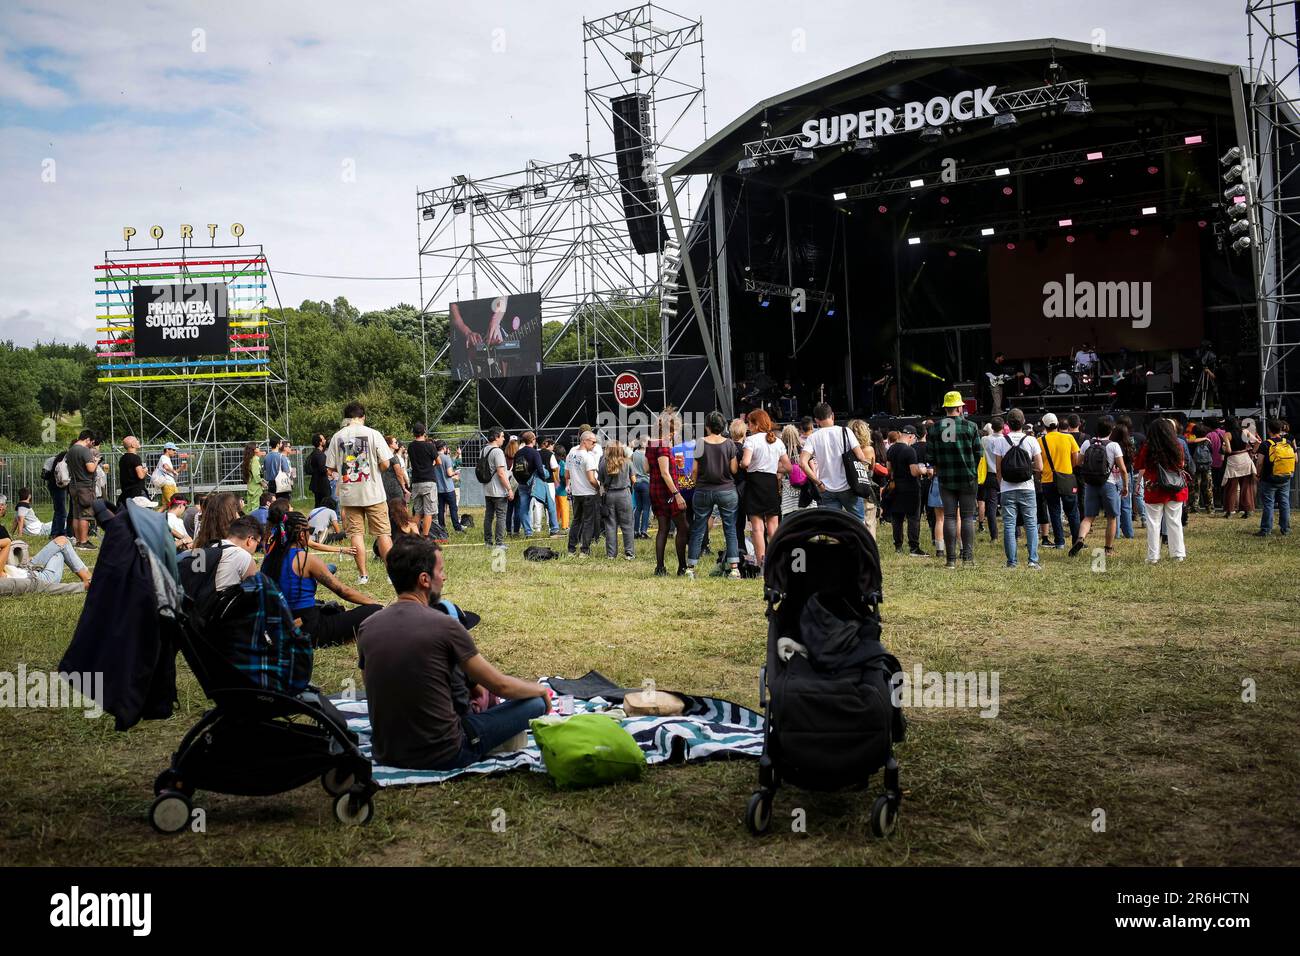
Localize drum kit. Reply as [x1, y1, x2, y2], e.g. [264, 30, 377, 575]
[1048, 360, 1097, 395]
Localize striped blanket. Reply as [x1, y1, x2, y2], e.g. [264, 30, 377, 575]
[332, 688, 764, 788]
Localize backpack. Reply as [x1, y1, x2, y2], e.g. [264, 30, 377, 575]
[1193, 439, 1213, 468]
[512, 452, 533, 483]
[1079, 440, 1112, 487]
[474, 449, 495, 484]
[1000, 434, 1034, 483]
[54, 455, 72, 488]
[1268, 439, 1296, 478]
[42, 452, 63, 482]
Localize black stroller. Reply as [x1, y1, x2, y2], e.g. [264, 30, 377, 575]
[61, 502, 376, 834]
[745, 508, 905, 837]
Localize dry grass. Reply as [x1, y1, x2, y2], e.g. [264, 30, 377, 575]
[1, 504, 1297, 866]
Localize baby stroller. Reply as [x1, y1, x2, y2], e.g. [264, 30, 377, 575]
[746, 508, 905, 837]
[61, 502, 376, 834]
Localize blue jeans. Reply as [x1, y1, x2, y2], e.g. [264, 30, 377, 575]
[1001, 488, 1039, 566]
[1119, 475, 1136, 538]
[31, 537, 87, 584]
[436, 697, 548, 770]
[688, 486, 740, 567]
[818, 487, 865, 519]
[1043, 484, 1080, 545]
[530, 476, 559, 533]
[1260, 479, 1292, 533]
[633, 479, 651, 534]
[516, 481, 535, 536]
[47, 480, 67, 538]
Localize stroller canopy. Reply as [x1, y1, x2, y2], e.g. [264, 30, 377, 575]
[763, 508, 882, 607]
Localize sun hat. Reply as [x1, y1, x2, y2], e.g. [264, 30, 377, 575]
[942, 390, 965, 408]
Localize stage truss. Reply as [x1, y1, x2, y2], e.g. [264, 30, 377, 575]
[1246, 0, 1300, 420]
[416, 2, 711, 432]
[96, 242, 289, 480]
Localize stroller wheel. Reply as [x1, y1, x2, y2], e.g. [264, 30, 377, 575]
[870, 795, 899, 838]
[153, 768, 184, 796]
[321, 767, 357, 797]
[150, 791, 193, 835]
[745, 790, 773, 836]
[333, 791, 374, 826]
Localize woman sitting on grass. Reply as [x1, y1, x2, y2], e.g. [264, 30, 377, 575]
[262, 509, 382, 647]
[372, 496, 422, 560]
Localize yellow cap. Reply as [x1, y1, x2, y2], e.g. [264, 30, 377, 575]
[942, 390, 965, 408]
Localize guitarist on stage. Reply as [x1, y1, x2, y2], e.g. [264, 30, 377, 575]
[985, 352, 1011, 414]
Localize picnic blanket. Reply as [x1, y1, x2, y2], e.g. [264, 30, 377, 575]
[332, 680, 764, 788]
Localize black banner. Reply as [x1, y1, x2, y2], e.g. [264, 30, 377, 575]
[132, 283, 230, 358]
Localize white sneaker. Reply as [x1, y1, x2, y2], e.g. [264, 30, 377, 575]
[728, 568, 741, 579]
[358, 575, 369, 585]
[684, 567, 696, 579]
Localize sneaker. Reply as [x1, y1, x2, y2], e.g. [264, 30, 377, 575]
[935, 550, 946, 559]
[654, 566, 668, 577]
[1146, 558, 1159, 564]
[1253, 530, 1270, 537]
[1068, 540, 1085, 557]
[74, 540, 96, 551]
[624, 553, 634, 561]
[895, 547, 903, 554]
[728, 568, 741, 579]
[676, 566, 688, 577]
[1053, 543, 1065, 550]
[1005, 561, 1017, 569]
[1028, 561, 1042, 571]
[684, 567, 696, 579]
[908, 548, 927, 557]
[944, 559, 957, 570]
[358, 575, 369, 585]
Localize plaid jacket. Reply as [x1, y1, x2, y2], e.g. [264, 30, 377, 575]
[928, 415, 983, 491]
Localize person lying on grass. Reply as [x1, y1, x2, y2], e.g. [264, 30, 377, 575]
[356, 534, 552, 770]
[0, 535, 93, 590]
[261, 509, 380, 648]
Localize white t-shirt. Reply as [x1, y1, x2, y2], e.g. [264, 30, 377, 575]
[16, 504, 44, 536]
[990, 431, 1042, 493]
[152, 454, 175, 487]
[482, 445, 510, 498]
[308, 506, 338, 537]
[566, 447, 600, 496]
[804, 425, 859, 493]
[325, 422, 392, 508]
[167, 512, 189, 540]
[743, 433, 787, 475]
[1079, 438, 1125, 486]
[214, 545, 255, 590]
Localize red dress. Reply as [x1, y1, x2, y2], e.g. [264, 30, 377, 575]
[1133, 444, 1189, 504]
[645, 440, 681, 519]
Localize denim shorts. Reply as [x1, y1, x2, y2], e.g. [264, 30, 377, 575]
[1083, 481, 1121, 519]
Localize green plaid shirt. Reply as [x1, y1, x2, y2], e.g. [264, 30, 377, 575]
[928, 414, 983, 490]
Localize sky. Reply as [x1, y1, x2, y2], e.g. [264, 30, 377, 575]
[0, 0, 1250, 347]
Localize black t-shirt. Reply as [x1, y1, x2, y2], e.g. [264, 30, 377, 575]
[408, 440, 439, 483]
[887, 442, 919, 492]
[0, 523, 9, 541]
[119, 453, 147, 500]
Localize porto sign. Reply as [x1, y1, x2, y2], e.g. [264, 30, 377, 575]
[798, 86, 999, 147]
[613, 371, 644, 408]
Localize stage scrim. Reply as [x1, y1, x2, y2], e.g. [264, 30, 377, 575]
[988, 223, 1204, 359]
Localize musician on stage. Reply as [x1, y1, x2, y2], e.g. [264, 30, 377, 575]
[985, 352, 1010, 413]
[873, 362, 899, 416]
[450, 296, 519, 378]
[1073, 342, 1099, 373]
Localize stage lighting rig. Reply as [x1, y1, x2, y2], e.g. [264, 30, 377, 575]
[792, 148, 816, 165]
[852, 137, 876, 155]
[1223, 164, 1245, 184]
[452, 200, 467, 214]
[1232, 236, 1252, 253]
[736, 156, 758, 175]
[1224, 184, 1247, 202]
[993, 111, 1017, 129]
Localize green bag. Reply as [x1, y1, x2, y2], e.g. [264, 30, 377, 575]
[530, 714, 646, 789]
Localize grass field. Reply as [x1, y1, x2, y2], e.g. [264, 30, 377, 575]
[2, 502, 1298, 867]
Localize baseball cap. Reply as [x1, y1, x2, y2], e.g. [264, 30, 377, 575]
[942, 390, 965, 408]
[901, 425, 918, 436]
[1040, 412, 1059, 427]
[164, 442, 178, 451]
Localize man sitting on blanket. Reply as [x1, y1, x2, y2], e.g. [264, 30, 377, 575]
[357, 535, 552, 769]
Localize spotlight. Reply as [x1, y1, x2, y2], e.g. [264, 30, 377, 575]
[1086, 151, 1104, 161]
[919, 125, 944, 143]
[1223, 164, 1244, 184]
[995, 166, 1012, 176]
[569, 152, 583, 161]
[1005, 242, 1016, 250]
[907, 237, 921, 245]
[1228, 201, 1248, 220]
[852, 137, 876, 155]
[1129, 227, 1140, 236]
[1058, 218, 1073, 227]
[909, 178, 925, 188]
[993, 112, 1017, 129]
[981, 227, 995, 236]
[533, 186, 547, 199]
[1066, 234, 1076, 243]
[1142, 206, 1158, 216]
[573, 174, 590, 191]
[1064, 93, 1093, 115]
[1197, 219, 1208, 228]
[421, 206, 434, 221]
[947, 249, 957, 257]
[1224, 184, 1247, 201]
[1232, 235, 1252, 252]
[452, 200, 466, 214]
[792, 148, 817, 165]
[833, 191, 848, 201]
[473, 197, 489, 213]
[826, 308, 836, 316]
[1229, 219, 1251, 237]
[737, 156, 759, 175]
[759, 295, 771, 307]
[1220, 146, 1243, 166]
[507, 189, 522, 207]
[453, 175, 468, 185]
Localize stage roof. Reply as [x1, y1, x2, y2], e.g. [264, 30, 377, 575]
[667, 38, 1242, 179]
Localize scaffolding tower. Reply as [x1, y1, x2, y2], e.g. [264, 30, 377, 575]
[417, 3, 709, 432]
[1246, 1, 1300, 420]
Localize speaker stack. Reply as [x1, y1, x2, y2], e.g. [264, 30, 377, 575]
[611, 93, 667, 255]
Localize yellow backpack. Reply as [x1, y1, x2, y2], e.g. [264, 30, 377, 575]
[1268, 439, 1296, 478]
